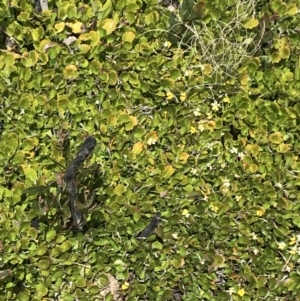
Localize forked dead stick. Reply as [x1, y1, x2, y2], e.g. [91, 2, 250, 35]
[64, 136, 97, 230]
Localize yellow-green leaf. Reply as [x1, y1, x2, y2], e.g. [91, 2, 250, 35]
[286, 3, 298, 16]
[107, 114, 117, 126]
[269, 132, 283, 144]
[55, 22, 65, 33]
[243, 18, 259, 29]
[271, 51, 281, 63]
[31, 27, 44, 41]
[101, 19, 117, 35]
[63, 65, 79, 79]
[114, 184, 125, 196]
[132, 142, 144, 155]
[69, 21, 84, 34]
[46, 229, 56, 242]
[152, 241, 163, 250]
[278, 143, 290, 153]
[162, 165, 175, 179]
[22, 166, 37, 183]
[203, 64, 212, 75]
[178, 152, 189, 163]
[126, 116, 138, 131]
[78, 44, 90, 54]
[249, 164, 258, 173]
[122, 31, 135, 43]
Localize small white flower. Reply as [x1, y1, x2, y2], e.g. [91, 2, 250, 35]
[251, 232, 258, 240]
[191, 168, 197, 175]
[235, 195, 241, 202]
[207, 163, 213, 170]
[223, 177, 230, 187]
[227, 287, 235, 295]
[289, 246, 298, 255]
[207, 143, 213, 150]
[244, 37, 253, 45]
[147, 138, 156, 145]
[184, 70, 193, 77]
[230, 147, 238, 154]
[193, 108, 201, 116]
[253, 248, 259, 255]
[211, 101, 220, 111]
[278, 242, 286, 250]
[172, 233, 178, 239]
[238, 152, 245, 160]
[198, 124, 205, 132]
[163, 41, 171, 48]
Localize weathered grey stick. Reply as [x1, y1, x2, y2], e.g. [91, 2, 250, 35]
[137, 212, 161, 239]
[64, 136, 97, 230]
[34, 0, 48, 12]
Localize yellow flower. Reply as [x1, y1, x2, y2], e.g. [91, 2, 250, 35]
[163, 41, 171, 48]
[190, 126, 197, 134]
[210, 205, 219, 212]
[182, 209, 189, 216]
[289, 236, 296, 245]
[223, 94, 230, 103]
[238, 288, 245, 296]
[256, 208, 265, 216]
[166, 91, 174, 100]
[184, 70, 193, 77]
[180, 92, 187, 101]
[122, 282, 130, 290]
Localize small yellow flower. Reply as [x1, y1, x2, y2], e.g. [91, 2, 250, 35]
[206, 113, 213, 119]
[122, 282, 130, 290]
[166, 91, 174, 100]
[190, 126, 197, 134]
[256, 209, 265, 217]
[238, 288, 245, 296]
[182, 209, 189, 216]
[223, 95, 230, 103]
[180, 92, 187, 101]
[210, 205, 219, 212]
[289, 236, 296, 245]
[184, 70, 193, 77]
[163, 41, 171, 48]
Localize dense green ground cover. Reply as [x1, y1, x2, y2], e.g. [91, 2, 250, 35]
[0, 0, 300, 300]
